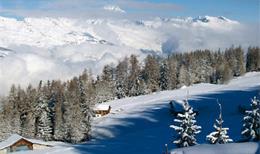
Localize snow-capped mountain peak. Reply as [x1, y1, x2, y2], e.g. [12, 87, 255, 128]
[192, 15, 239, 24]
[103, 5, 126, 13]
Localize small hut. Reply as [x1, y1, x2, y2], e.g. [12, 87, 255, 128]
[0, 134, 52, 154]
[94, 104, 111, 117]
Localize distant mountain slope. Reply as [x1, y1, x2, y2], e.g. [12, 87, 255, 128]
[0, 15, 240, 51]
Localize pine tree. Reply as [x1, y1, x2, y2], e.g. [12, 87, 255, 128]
[96, 65, 115, 103]
[7, 85, 21, 134]
[178, 64, 190, 87]
[159, 61, 169, 90]
[19, 85, 36, 138]
[78, 77, 93, 141]
[167, 55, 178, 90]
[53, 81, 66, 141]
[143, 55, 160, 93]
[246, 47, 260, 72]
[128, 55, 145, 96]
[241, 97, 260, 141]
[207, 102, 233, 144]
[115, 58, 129, 98]
[35, 81, 53, 140]
[170, 99, 201, 147]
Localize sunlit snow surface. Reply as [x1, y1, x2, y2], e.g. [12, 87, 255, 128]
[12, 72, 260, 154]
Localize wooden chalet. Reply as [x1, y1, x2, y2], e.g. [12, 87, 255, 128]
[94, 104, 111, 117]
[0, 134, 52, 154]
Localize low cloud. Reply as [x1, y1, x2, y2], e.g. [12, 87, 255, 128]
[0, 15, 259, 95]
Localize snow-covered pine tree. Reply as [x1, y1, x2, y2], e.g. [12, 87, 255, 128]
[128, 55, 146, 96]
[170, 99, 201, 147]
[159, 61, 169, 90]
[7, 85, 21, 135]
[35, 81, 53, 140]
[78, 78, 93, 141]
[115, 58, 129, 99]
[178, 64, 190, 87]
[96, 65, 115, 103]
[241, 96, 260, 141]
[207, 102, 233, 144]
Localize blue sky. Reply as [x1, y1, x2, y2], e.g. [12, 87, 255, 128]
[0, 0, 259, 22]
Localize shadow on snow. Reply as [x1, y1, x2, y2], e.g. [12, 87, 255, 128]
[71, 86, 260, 154]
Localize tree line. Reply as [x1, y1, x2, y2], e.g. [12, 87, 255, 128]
[0, 46, 259, 143]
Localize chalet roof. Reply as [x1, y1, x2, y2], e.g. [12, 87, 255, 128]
[94, 104, 111, 111]
[0, 134, 50, 150]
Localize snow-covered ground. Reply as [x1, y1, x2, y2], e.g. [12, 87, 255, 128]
[171, 142, 259, 154]
[12, 72, 260, 154]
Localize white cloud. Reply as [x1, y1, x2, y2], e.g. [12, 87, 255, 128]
[0, 15, 259, 95]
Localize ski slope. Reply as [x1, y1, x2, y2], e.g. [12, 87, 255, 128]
[14, 72, 260, 154]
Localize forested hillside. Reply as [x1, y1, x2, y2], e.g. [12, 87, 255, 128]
[0, 46, 259, 143]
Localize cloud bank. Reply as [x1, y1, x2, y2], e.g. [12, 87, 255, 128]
[0, 15, 259, 95]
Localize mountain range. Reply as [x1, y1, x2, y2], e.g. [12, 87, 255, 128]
[0, 15, 256, 95]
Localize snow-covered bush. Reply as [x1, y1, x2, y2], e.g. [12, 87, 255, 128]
[170, 99, 201, 147]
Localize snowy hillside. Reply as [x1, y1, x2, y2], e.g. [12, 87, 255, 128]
[13, 72, 260, 154]
[0, 47, 13, 58]
[0, 15, 239, 50]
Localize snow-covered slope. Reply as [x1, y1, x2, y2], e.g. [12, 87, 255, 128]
[0, 15, 240, 50]
[0, 47, 13, 58]
[171, 142, 259, 154]
[13, 72, 260, 154]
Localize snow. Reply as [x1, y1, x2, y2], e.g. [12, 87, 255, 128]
[103, 5, 126, 13]
[94, 104, 110, 111]
[10, 72, 260, 154]
[171, 142, 259, 154]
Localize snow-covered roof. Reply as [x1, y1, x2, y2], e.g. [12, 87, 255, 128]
[0, 134, 51, 150]
[94, 104, 111, 111]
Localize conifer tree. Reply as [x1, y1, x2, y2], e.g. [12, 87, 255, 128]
[115, 58, 129, 98]
[35, 81, 53, 140]
[159, 61, 169, 90]
[78, 77, 93, 141]
[178, 64, 190, 87]
[128, 55, 145, 96]
[170, 99, 201, 147]
[167, 56, 178, 89]
[143, 55, 160, 92]
[241, 97, 260, 141]
[207, 102, 233, 144]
